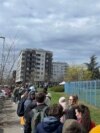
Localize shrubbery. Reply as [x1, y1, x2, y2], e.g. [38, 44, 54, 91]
[50, 85, 64, 92]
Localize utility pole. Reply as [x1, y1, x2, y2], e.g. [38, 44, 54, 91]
[0, 36, 5, 85]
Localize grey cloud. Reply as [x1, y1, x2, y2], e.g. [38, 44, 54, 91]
[0, 0, 100, 65]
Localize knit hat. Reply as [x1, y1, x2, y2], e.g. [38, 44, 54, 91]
[59, 97, 66, 103]
[59, 97, 66, 111]
[29, 90, 35, 95]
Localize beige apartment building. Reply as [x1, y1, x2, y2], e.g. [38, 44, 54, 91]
[16, 49, 53, 84]
[52, 62, 68, 82]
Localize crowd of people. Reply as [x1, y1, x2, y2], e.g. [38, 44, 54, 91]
[11, 84, 99, 133]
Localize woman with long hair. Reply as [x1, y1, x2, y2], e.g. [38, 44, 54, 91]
[75, 104, 95, 132]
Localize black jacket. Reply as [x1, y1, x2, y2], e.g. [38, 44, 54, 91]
[24, 101, 37, 133]
[65, 106, 77, 120]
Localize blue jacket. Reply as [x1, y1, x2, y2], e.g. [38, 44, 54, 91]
[36, 116, 63, 133]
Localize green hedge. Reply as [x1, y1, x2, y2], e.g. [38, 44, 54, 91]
[50, 85, 64, 92]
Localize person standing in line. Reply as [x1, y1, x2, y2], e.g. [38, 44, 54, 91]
[59, 97, 67, 123]
[24, 90, 36, 111]
[12, 85, 20, 103]
[42, 89, 52, 106]
[36, 104, 63, 133]
[65, 95, 78, 120]
[24, 92, 48, 133]
[43, 82, 48, 92]
[75, 104, 95, 132]
[62, 119, 87, 133]
[24, 91, 37, 133]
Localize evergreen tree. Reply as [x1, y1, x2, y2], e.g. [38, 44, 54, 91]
[85, 55, 100, 79]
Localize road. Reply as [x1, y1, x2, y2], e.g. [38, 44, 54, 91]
[0, 99, 23, 133]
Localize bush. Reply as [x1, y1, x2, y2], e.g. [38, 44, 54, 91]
[50, 85, 64, 92]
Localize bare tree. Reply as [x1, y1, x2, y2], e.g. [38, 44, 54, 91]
[0, 36, 5, 84]
[0, 36, 18, 85]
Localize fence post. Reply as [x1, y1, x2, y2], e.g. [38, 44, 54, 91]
[94, 80, 96, 106]
[85, 81, 87, 102]
[90, 81, 92, 104]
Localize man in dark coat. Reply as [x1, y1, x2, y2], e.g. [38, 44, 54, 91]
[36, 104, 63, 133]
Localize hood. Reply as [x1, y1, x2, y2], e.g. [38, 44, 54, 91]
[41, 116, 61, 132]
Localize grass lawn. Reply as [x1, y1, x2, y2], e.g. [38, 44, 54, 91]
[50, 91, 100, 125]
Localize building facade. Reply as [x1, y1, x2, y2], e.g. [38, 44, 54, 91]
[16, 49, 53, 84]
[52, 62, 68, 82]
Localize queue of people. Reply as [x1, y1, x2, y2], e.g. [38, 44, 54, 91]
[13, 84, 98, 133]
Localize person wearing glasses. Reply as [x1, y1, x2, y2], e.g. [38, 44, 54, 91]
[65, 95, 78, 120]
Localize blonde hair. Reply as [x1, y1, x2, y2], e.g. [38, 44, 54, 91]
[62, 119, 87, 133]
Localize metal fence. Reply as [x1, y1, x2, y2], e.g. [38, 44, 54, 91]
[64, 80, 100, 108]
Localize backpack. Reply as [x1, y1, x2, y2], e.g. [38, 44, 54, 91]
[31, 106, 48, 133]
[17, 98, 26, 117]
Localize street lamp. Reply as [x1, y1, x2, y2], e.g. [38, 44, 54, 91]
[0, 36, 5, 84]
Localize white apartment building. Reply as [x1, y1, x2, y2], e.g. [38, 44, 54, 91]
[16, 52, 23, 82]
[16, 49, 53, 84]
[52, 62, 68, 82]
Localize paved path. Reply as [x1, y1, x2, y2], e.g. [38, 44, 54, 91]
[0, 99, 23, 133]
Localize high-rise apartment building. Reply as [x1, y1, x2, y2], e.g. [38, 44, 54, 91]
[52, 62, 68, 82]
[16, 49, 53, 84]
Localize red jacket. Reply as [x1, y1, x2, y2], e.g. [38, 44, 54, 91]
[77, 119, 95, 132]
[89, 121, 96, 131]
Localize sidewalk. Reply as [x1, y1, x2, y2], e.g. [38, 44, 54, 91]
[0, 99, 22, 133]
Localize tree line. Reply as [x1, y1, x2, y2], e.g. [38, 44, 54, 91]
[65, 55, 100, 82]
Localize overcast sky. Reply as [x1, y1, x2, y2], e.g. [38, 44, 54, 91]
[0, 0, 100, 66]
